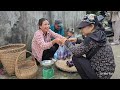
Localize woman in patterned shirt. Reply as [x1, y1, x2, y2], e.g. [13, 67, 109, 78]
[32, 18, 64, 64]
[60, 14, 116, 79]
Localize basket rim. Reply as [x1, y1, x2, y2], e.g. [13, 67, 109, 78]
[0, 44, 26, 53]
[15, 50, 37, 71]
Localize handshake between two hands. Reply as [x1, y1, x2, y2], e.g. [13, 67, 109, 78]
[55, 37, 77, 45]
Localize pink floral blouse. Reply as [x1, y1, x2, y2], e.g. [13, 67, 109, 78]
[32, 29, 63, 62]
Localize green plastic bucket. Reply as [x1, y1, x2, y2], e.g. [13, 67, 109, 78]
[42, 68, 54, 79]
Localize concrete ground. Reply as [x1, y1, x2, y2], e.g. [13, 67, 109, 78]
[110, 44, 120, 79]
[0, 41, 120, 79]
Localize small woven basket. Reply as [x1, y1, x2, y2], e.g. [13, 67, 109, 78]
[15, 50, 38, 79]
[0, 44, 26, 75]
[55, 60, 77, 73]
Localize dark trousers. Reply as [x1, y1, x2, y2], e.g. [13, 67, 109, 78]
[42, 43, 59, 60]
[36, 44, 59, 65]
[72, 55, 98, 79]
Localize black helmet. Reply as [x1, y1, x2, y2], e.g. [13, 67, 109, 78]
[77, 14, 99, 29]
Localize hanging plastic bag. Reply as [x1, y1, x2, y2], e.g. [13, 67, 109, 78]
[64, 45, 72, 59]
[54, 45, 72, 60]
[57, 45, 65, 60]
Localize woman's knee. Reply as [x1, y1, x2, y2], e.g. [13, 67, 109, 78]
[50, 44, 59, 53]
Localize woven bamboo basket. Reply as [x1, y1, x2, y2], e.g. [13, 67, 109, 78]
[15, 50, 38, 79]
[0, 44, 26, 75]
[55, 60, 77, 73]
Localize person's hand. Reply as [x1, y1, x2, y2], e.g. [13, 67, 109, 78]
[60, 37, 68, 45]
[52, 38, 62, 45]
[55, 38, 62, 44]
[68, 38, 77, 42]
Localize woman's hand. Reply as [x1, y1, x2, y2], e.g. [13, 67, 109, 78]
[59, 37, 68, 45]
[68, 38, 77, 42]
[52, 38, 62, 45]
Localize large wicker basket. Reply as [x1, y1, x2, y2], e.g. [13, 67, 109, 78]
[15, 50, 38, 79]
[0, 44, 26, 75]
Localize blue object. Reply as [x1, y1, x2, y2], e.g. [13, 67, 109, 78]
[53, 45, 72, 60]
[54, 52, 58, 60]
[50, 24, 64, 36]
[97, 15, 104, 22]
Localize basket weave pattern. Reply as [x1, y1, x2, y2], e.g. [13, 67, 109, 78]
[15, 50, 38, 79]
[0, 44, 26, 75]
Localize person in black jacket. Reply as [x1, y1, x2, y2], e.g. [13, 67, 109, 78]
[59, 14, 116, 79]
